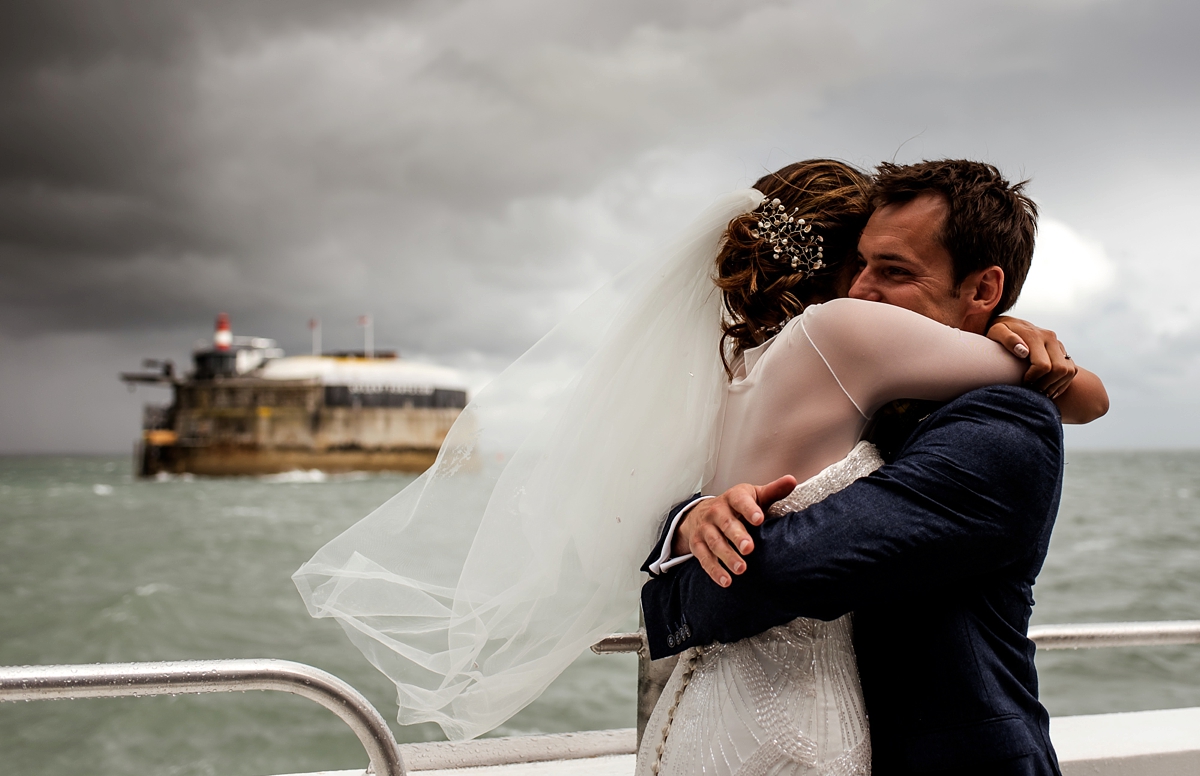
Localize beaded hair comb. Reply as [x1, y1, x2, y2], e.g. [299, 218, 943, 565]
[751, 198, 825, 276]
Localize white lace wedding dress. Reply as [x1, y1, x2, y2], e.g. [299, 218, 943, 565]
[636, 441, 884, 776]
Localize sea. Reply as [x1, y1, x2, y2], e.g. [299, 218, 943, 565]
[1, 451, 1199, 776]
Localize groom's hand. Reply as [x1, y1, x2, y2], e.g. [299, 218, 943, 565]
[673, 476, 798, 587]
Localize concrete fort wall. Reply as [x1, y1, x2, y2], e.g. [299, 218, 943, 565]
[152, 446, 443, 476]
[141, 379, 465, 475]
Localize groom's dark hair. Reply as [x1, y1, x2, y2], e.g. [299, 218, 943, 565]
[871, 160, 1038, 316]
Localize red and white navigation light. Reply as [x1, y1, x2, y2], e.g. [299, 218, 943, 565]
[214, 313, 233, 351]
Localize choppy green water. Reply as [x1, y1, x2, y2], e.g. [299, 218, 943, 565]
[1, 451, 1198, 775]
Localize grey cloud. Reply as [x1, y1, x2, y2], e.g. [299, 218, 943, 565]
[2, 1, 857, 340]
[2, 0, 1199, 451]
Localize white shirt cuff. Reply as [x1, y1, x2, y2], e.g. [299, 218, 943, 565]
[647, 495, 714, 575]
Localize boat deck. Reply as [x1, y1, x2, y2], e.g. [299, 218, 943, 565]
[280, 756, 633, 776]
[279, 706, 1200, 776]
[1052, 706, 1200, 775]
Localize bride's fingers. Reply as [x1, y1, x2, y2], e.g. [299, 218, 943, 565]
[1031, 348, 1075, 393]
[987, 322, 1030, 359]
[1044, 370, 1076, 401]
[1023, 337, 1053, 385]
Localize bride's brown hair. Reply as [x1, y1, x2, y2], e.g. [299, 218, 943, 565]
[715, 159, 871, 375]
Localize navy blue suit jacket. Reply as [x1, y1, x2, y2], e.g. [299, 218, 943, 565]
[641, 386, 1064, 776]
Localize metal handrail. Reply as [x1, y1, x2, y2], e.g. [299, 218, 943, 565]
[1028, 620, 1200, 649]
[402, 728, 636, 770]
[592, 632, 646, 655]
[0, 658, 406, 776]
[6, 624, 1195, 774]
[592, 620, 1200, 654]
[594, 619, 1200, 745]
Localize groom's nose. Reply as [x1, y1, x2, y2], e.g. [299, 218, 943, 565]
[848, 269, 882, 302]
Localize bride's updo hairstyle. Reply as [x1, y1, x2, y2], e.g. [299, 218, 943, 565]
[715, 159, 871, 374]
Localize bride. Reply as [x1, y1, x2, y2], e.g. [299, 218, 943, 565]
[293, 159, 1105, 762]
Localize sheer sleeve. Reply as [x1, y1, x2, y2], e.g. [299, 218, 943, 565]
[799, 298, 1025, 419]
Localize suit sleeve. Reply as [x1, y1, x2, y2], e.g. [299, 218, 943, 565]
[641, 386, 1063, 659]
[641, 493, 703, 573]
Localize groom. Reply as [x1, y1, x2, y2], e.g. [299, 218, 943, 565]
[641, 160, 1080, 775]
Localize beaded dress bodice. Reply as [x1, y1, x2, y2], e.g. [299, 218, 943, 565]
[636, 442, 883, 776]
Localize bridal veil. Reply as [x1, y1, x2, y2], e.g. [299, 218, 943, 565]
[294, 189, 763, 739]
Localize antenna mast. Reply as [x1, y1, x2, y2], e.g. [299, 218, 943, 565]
[358, 315, 373, 359]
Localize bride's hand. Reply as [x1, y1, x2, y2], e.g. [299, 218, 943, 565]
[987, 316, 1077, 399]
[674, 476, 798, 587]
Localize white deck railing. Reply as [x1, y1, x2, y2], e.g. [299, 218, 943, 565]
[590, 619, 1200, 654]
[0, 658, 406, 776]
[1028, 620, 1200, 649]
[2, 621, 1199, 773]
[593, 619, 1200, 746]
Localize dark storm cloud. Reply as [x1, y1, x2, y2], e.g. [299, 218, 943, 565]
[2, 0, 1199, 451]
[0, 1, 420, 330]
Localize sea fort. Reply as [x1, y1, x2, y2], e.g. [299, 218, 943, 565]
[120, 314, 468, 476]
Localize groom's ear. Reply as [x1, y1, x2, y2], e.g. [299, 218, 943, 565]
[956, 266, 1005, 334]
[961, 265, 1005, 328]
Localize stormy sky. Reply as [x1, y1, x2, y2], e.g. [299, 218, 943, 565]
[2, 0, 1198, 453]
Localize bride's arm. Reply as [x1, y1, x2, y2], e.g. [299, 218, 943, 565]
[803, 299, 1108, 424]
[1051, 367, 1108, 424]
[987, 316, 1109, 423]
[802, 299, 1026, 418]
